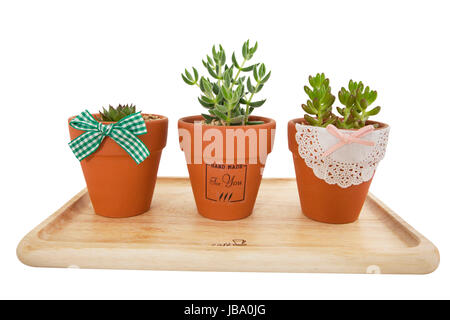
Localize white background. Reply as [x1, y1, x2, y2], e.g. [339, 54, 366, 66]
[1, 0, 449, 299]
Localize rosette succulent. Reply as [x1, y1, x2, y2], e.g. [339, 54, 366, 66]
[98, 104, 137, 122]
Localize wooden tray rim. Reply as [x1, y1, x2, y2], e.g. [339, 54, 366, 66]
[17, 177, 440, 274]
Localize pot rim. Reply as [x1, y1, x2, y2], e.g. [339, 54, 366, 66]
[178, 114, 276, 129]
[68, 113, 168, 124]
[288, 117, 389, 131]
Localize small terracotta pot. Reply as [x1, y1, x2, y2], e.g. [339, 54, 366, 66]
[178, 115, 276, 220]
[68, 114, 168, 218]
[288, 118, 387, 224]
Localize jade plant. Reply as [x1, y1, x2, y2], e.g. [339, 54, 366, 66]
[301, 73, 337, 127]
[302, 73, 381, 129]
[336, 80, 380, 129]
[181, 40, 271, 126]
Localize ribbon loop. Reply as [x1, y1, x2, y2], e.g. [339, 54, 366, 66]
[322, 124, 375, 158]
[68, 110, 150, 164]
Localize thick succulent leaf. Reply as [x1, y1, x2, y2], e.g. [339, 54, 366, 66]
[206, 63, 218, 79]
[197, 97, 214, 109]
[215, 104, 229, 114]
[181, 73, 195, 85]
[359, 98, 368, 110]
[230, 115, 245, 124]
[242, 40, 249, 58]
[247, 77, 255, 93]
[255, 83, 264, 93]
[258, 64, 266, 78]
[232, 52, 240, 69]
[241, 63, 259, 72]
[246, 120, 264, 125]
[367, 106, 381, 116]
[260, 71, 271, 84]
[302, 104, 315, 115]
[210, 109, 227, 121]
[184, 69, 193, 81]
[253, 64, 259, 81]
[304, 114, 320, 126]
[201, 113, 215, 122]
[248, 99, 266, 107]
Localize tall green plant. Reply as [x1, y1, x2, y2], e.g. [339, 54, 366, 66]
[182, 40, 271, 126]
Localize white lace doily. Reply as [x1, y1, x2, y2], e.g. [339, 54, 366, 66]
[295, 123, 390, 188]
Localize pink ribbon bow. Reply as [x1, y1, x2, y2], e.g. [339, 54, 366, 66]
[322, 124, 375, 158]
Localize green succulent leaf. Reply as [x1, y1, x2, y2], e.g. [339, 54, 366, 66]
[242, 40, 249, 59]
[184, 69, 193, 81]
[200, 77, 213, 94]
[230, 115, 245, 124]
[255, 84, 264, 93]
[205, 63, 218, 79]
[248, 99, 266, 108]
[247, 77, 255, 93]
[198, 97, 214, 109]
[241, 63, 259, 72]
[210, 109, 227, 121]
[232, 52, 240, 69]
[181, 73, 195, 85]
[247, 120, 264, 125]
[258, 64, 266, 78]
[367, 106, 381, 116]
[261, 71, 271, 84]
[201, 113, 214, 123]
[253, 64, 259, 81]
[302, 103, 315, 115]
[304, 114, 320, 126]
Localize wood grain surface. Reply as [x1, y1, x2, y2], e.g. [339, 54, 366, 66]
[17, 178, 439, 274]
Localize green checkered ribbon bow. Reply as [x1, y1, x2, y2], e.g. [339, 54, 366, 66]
[69, 110, 150, 164]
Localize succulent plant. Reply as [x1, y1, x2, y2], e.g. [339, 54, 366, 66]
[302, 75, 381, 129]
[98, 104, 137, 122]
[182, 40, 271, 126]
[336, 80, 381, 129]
[302, 73, 337, 127]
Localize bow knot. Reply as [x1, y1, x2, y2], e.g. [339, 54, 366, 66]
[322, 124, 375, 158]
[68, 110, 150, 164]
[341, 134, 352, 144]
[97, 122, 114, 136]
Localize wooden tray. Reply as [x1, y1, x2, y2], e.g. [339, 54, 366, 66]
[17, 178, 439, 274]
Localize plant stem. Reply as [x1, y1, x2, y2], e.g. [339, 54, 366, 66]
[217, 63, 223, 87]
[233, 59, 247, 82]
[227, 103, 232, 126]
[244, 80, 260, 124]
[230, 58, 247, 91]
[361, 109, 367, 126]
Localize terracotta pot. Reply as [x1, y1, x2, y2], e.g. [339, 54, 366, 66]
[178, 115, 276, 220]
[288, 118, 388, 224]
[68, 114, 168, 218]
